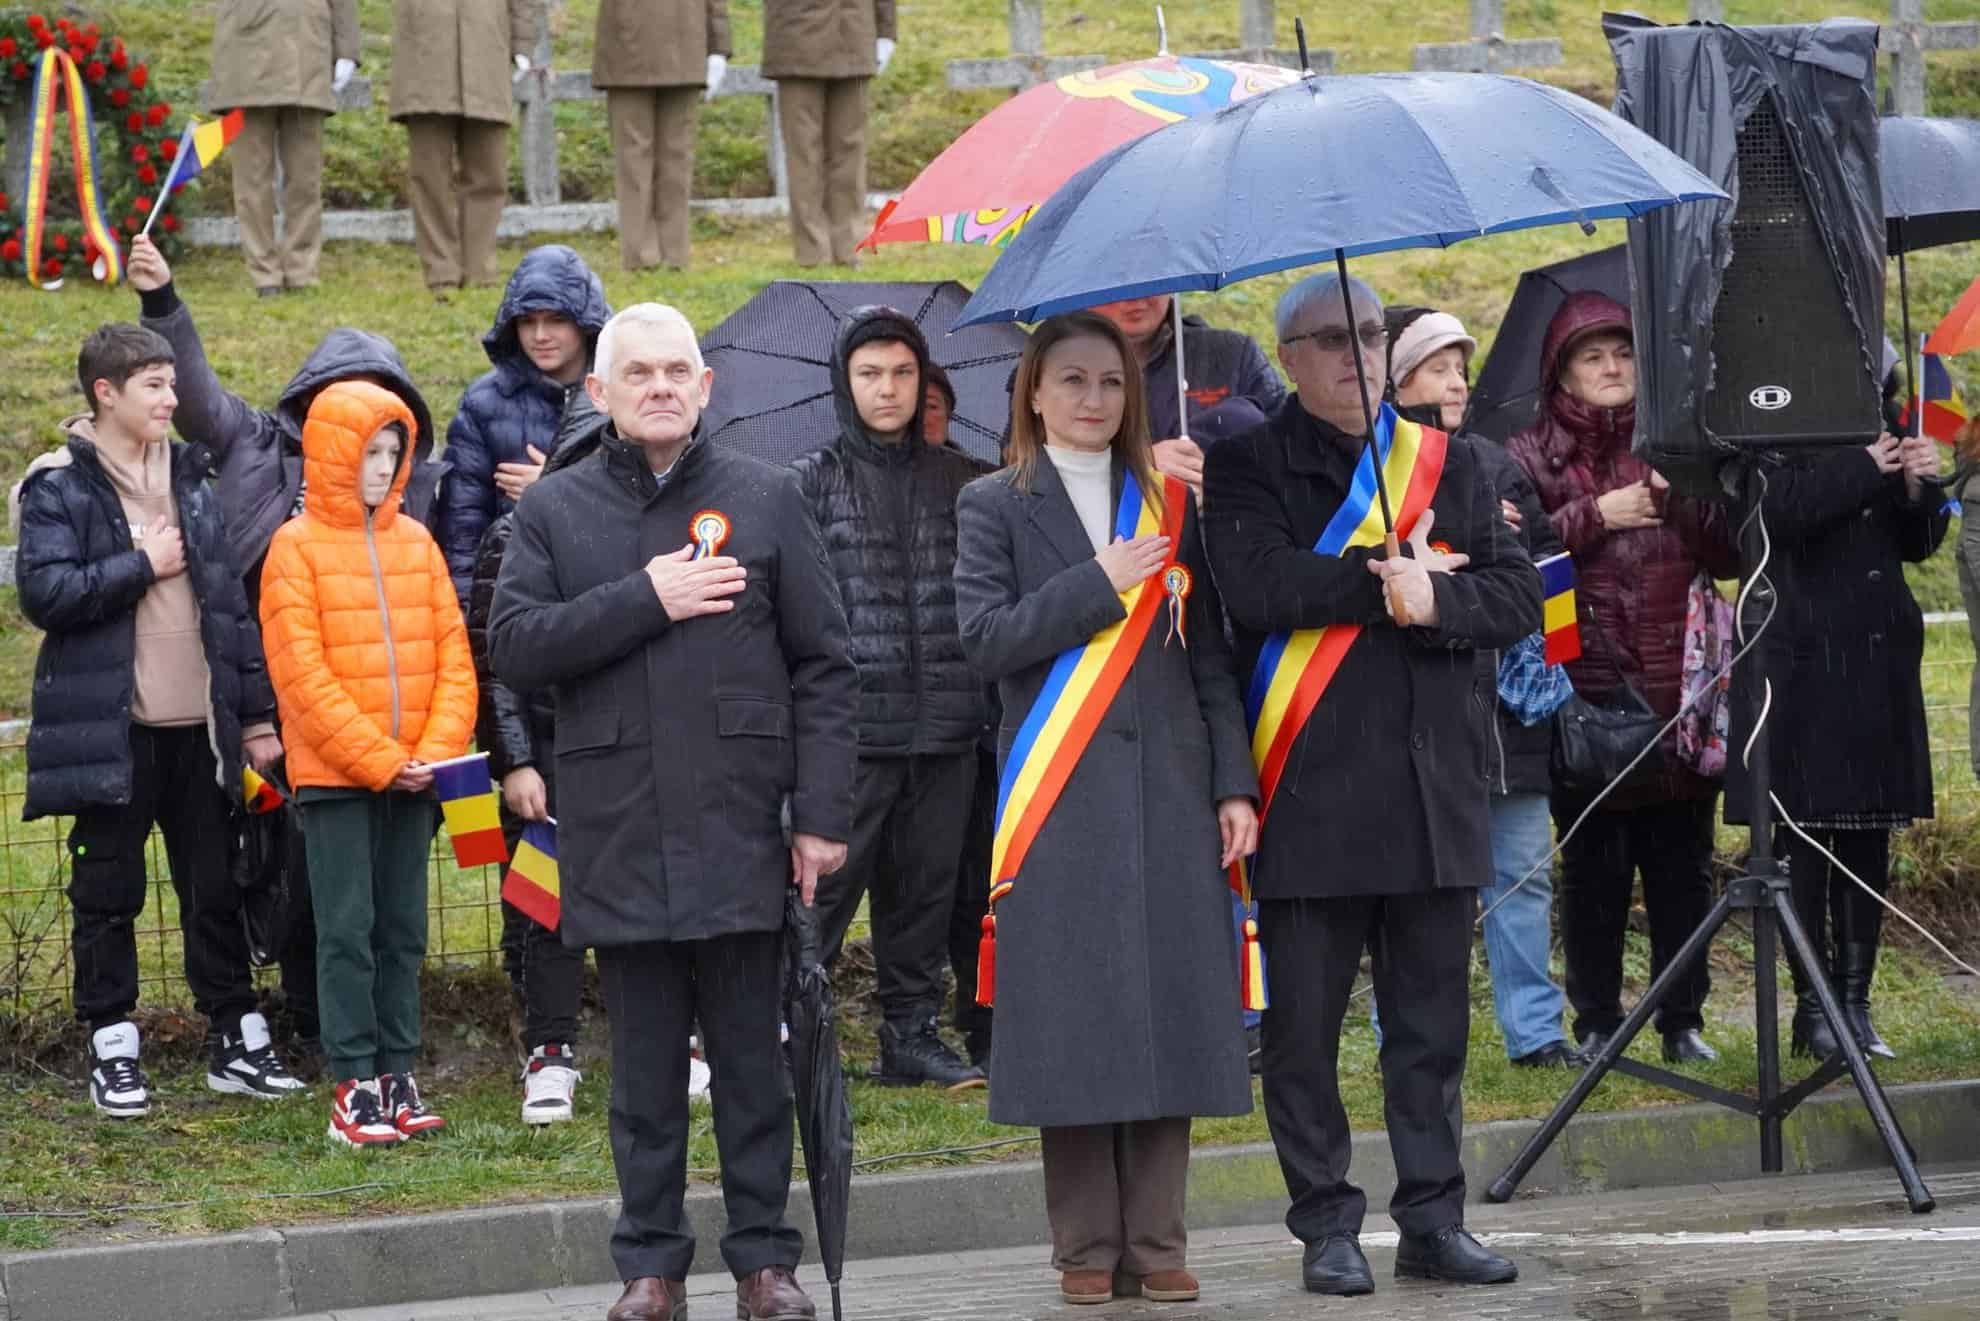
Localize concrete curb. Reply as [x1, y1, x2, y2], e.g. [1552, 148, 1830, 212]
[3, 1079, 1976, 1321]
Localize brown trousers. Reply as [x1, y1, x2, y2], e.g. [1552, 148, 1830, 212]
[1040, 1119, 1192, 1275]
[607, 87, 701, 271]
[404, 115, 510, 289]
[231, 106, 326, 290]
[776, 77, 868, 267]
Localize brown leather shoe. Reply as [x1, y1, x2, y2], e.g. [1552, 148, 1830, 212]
[607, 1276, 686, 1321]
[1060, 1270, 1113, 1304]
[735, 1264, 815, 1321]
[1141, 1269, 1201, 1302]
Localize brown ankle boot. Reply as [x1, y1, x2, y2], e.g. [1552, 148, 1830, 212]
[1142, 1269, 1201, 1302]
[736, 1264, 815, 1320]
[606, 1277, 686, 1321]
[1060, 1270, 1113, 1304]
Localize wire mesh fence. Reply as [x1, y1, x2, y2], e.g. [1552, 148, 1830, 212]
[1, 623, 1975, 1017]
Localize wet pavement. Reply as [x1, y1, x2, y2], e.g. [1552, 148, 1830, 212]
[286, 1164, 1980, 1320]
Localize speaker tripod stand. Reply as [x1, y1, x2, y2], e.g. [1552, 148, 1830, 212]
[1485, 465, 1935, 1215]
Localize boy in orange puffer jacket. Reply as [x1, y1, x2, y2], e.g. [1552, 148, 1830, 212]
[260, 380, 477, 1148]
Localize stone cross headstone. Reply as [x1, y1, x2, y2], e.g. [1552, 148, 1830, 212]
[1886, 0, 1980, 117]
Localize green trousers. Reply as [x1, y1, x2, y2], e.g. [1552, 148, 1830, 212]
[300, 790, 436, 1082]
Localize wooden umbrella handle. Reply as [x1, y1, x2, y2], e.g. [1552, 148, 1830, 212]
[1382, 531, 1413, 627]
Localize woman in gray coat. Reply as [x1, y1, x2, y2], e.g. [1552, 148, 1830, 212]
[953, 311, 1259, 1307]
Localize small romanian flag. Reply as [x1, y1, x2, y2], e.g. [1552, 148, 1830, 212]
[1915, 349, 1970, 447]
[243, 766, 283, 814]
[502, 820, 561, 931]
[1537, 551, 1582, 666]
[430, 753, 509, 868]
[165, 108, 247, 195]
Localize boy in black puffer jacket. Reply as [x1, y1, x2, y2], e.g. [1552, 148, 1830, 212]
[12, 324, 304, 1118]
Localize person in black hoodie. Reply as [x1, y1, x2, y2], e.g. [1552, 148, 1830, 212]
[790, 307, 988, 1089]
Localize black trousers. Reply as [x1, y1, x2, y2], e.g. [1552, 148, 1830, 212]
[1259, 890, 1472, 1242]
[595, 932, 801, 1282]
[1553, 793, 1717, 1039]
[815, 752, 977, 1022]
[69, 724, 256, 1035]
[500, 809, 585, 1049]
[1781, 826, 1891, 958]
[946, 744, 997, 1041]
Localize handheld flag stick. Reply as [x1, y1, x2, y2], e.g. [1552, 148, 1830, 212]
[1332, 247, 1410, 625]
[136, 150, 184, 241]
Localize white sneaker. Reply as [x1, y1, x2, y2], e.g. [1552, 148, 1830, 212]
[521, 1043, 580, 1125]
[90, 1022, 150, 1118]
[207, 1012, 307, 1099]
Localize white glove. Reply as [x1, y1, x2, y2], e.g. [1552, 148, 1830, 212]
[704, 53, 728, 102]
[331, 57, 356, 94]
[514, 53, 532, 77]
[875, 37, 895, 76]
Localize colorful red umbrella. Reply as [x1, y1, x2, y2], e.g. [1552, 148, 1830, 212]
[1924, 270, 1980, 357]
[859, 54, 1300, 252]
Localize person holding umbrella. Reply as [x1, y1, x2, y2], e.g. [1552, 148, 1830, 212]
[489, 303, 858, 1321]
[954, 311, 1258, 1306]
[1203, 272, 1536, 1294]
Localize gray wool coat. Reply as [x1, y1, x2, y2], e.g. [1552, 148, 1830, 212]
[954, 457, 1256, 1129]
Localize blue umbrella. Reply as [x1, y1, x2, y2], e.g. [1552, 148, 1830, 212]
[956, 63, 1724, 593]
[956, 71, 1727, 328]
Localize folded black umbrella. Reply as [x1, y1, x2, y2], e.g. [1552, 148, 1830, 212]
[230, 760, 308, 968]
[698, 279, 1027, 466]
[783, 886, 853, 1321]
[1466, 244, 1631, 446]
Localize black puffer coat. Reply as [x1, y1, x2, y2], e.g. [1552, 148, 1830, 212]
[13, 426, 276, 820]
[789, 307, 988, 758]
[468, 512, 555, 788]
[439, 245, 612, 604]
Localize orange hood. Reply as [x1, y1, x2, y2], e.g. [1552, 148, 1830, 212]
[300, 379, 419, 528]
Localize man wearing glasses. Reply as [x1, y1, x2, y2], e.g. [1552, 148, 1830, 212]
[1202, 272, 1539, 1298]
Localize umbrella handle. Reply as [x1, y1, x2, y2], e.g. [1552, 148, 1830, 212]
[1382, 531, 1415, 627]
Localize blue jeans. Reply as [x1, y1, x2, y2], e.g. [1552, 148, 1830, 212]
[1368, 794, 1566, 1057]
[1480, 793, 1568, 1058]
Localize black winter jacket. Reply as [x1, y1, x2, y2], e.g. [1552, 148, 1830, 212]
[1142, 313, 1288, 441]
[439, 245, 612, 605]
[13, 428, 276, 819]
[468, 511, 555, 788]
[789, 307, 989, 758]
[139, 282, 447, 606]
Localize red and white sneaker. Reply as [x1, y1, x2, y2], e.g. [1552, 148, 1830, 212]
[328, 1079, 402, 1148]
[382, 1072, 446, 1137]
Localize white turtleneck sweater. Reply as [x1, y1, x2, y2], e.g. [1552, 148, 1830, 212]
[1043, 444, 1114, 553]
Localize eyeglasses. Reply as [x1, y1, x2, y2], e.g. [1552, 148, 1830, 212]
[1283, 325, 1390, 355]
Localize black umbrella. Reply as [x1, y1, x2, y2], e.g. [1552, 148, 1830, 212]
[1465, 245, 1632, 445]
[698, 280, 1028, 466]
[1881, 116, 1980, 411]
[783, 886, 853, 1321]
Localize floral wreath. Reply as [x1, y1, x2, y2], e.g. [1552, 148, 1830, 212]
[0, 12, 189, 283]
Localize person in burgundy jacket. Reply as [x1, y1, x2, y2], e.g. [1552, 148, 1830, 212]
[1506, 292, 1738, 1067]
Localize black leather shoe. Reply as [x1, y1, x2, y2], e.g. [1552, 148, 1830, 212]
[1301, 1232, 1373, 1296]
[1576, 1029, 1615, 1059]
[1511, 1040, 1586, 1069]
[1662, 1029, 1718, 1064]
[1790, 997, 1841, 1060]
[1838, 942, 1897, 1059]
[873, 1017, 986, 1090]
[1395, 1226, 1517, 1285]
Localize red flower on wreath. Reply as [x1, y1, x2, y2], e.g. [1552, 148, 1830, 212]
[42, 257, 62, 278]
[34, 28, 54, 49]
[110, 87, 129, 108]
[129, 64, 148, 90]
[10, 62, 29, 81]
[84, 60, 106, 82]
[124, 216, 140, 233]
[130, 144, 149, 164]
[135, 195, 152, 212]
[26, 14, 46, 31]
[110, 46, 127, 71]
[161, 214, 180, 233]
[137, 164, 158, 185]
[160, 138, 179, 161]
[51, 234, 67, 253]
[147, 103, 169, 126]
[0, 37, 16, 59]
[0, 192, 9, 212]
[83, 239, 98, 263]
[126, 110, 142, 133]
[0, 238, 20, 263]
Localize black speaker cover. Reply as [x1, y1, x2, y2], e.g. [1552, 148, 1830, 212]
[1606, 16, 1887, 495]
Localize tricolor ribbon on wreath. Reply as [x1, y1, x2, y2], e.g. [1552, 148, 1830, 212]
[1224, 404, 1452, 1012]
[973, 471, 1189, 1008]
[20, 46, 125, 289]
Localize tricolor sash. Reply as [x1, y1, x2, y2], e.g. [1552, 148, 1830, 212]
[974, 470, 1187, 1006]
[22, 48, 125, 289]
[1226, 406, 1449, 1000]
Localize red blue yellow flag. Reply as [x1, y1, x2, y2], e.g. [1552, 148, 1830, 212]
[502, 820, 560, 931]
[167, 108, 247, 195]
[242, 766, 284, 815]
[975, 471, 1188, 1006]
[430, 753, 509, 868]
[1537, 552, 1582, 666]
[1912, 349, 1970, 446]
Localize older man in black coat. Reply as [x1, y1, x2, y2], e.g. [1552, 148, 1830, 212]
[1203, 273, 1540, 1297]
[489, 302, 857, 1321]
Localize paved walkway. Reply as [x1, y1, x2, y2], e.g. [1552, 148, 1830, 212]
[284, 1165, 1980, 1320]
